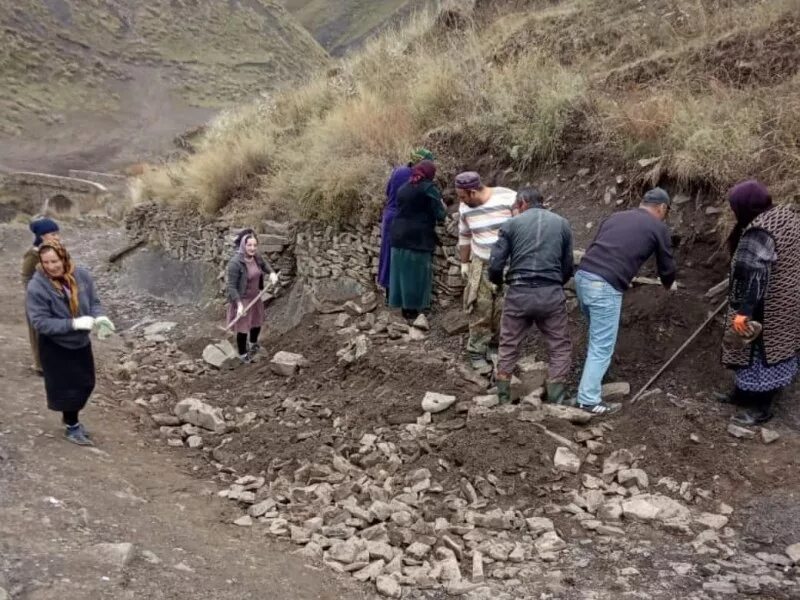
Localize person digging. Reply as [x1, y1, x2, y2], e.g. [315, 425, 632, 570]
[488, 188, 575, 405]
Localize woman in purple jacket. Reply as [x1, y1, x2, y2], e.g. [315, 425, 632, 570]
[377, 148, 435, 299]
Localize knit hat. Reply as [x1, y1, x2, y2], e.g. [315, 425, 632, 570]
[455, 171, 482, 190]
[30, 217, 59, 246]
[409, 148, 435, 165]
[642, 187, 671, 206]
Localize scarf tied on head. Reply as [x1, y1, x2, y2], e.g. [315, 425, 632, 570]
[727, 180, 773, 256]
[38, 240, 80, 317]
[238, 233, 256, 255]
[410, 160, 436, 184]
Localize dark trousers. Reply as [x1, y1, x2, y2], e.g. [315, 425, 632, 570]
[236, 327, 261, 355]
[498, 285, 572, 381]
[732, 387, 777, 415]
[63, 411, 79, 426]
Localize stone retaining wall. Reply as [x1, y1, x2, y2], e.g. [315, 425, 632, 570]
[125, 204, 464, 300]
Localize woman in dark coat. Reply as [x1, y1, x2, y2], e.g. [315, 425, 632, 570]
[388, 160, 447, 320]
[377, 148, 435, 298]
[26, 240, 114, 446]
[226, 230, 278, 363]
[722, 180, 800, 425]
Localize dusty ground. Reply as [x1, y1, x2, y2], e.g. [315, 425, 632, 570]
[0, 223, 371, 599]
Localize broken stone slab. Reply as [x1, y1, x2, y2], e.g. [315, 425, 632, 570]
[234, 515, 253, 527]
[83, 542, 135, 571]
[186, 435, 203, 449]
[727, 423, 755, 439]
[143, 321, 177, 339]
[617, 468, 649, 489]
[526, 517, 555, 536]
[695, 513, 729, 530]
[760, 428, 780, 444]
[202, 340, 238, 368]
[542, 404, 592, 425]
[353, 560, 386, 582]
[422, 392, 456, 414]
[328, 539, 366, 564]
[270, 351, 309, 377]
[534, 531, 566, 554]
[412, 314, 430, 331]
[553, 447, 581, 474]
[602, 449, 634, 475]
[406, 542, 432, 561]
[785, 543, 800, 564]
[151, 413, 182, 426]
[622, 494, 691, 528]
[473, 394, 499, 409]
[601, 382, 630, 400]
[173, 397, 226, 433]
[702, 581, 738, 595]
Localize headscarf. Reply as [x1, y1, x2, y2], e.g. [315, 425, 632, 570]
[233, 228, 255, 249]
[455, 171, 482, 190]
[30, 217, 59, 247]
[410, 160, 436, 184]
[409, 148, 435, 165]
[38, 240, 80, 317]
[238, 232, 257, 255]
[727, 180, 773, 256]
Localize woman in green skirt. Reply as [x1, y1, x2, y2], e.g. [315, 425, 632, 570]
[388, 160, 447, 320]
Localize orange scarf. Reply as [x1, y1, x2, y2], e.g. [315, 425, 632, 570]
[38, 240, 80, 317]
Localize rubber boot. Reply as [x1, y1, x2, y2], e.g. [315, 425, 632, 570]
[545, 382, 567, 405]
[469, 353, 493, 376]
[496, 379, 512, 405]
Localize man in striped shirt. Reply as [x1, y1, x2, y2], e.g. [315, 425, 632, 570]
[455, 171, 515, 374]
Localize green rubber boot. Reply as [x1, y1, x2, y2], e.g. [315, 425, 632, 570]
[546, 382, 568, 405]
[496, 379, 512, 404]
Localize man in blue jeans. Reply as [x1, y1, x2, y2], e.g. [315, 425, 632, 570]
[574, 187, 677, 415]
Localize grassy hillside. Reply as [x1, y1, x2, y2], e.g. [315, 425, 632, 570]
[283, 0, 428, 55]
[0, 0, 328, 169]
[140, 0, 800, 219]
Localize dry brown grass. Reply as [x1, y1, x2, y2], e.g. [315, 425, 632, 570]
[140, 0, 800, 219]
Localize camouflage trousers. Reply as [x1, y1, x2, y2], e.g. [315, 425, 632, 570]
[463, 257, 502, 357]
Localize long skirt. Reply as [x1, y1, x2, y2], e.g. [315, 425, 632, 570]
[39, 335, 95, 412]
[388, 247, 433, 311]
[377, 208, 396, 289]
[735, 347, 799, 392]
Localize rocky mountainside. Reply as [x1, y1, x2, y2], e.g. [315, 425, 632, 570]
[0, 0, 329, 171]
[283, 0, 431, 55]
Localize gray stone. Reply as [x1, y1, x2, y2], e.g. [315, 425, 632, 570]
[598, 500, 623, 521]
[234, 515, 253, 527]
[473, 394, 499, 409]
[406, 542, 431, 560]
[376, 575, 402, 598]
[601, 382, 630, 400]
[602, 449, 634, 475]
[761, 428, 780, 444]
[328, 539, 365, 564]
[526, 517, 555, 535]
[622, 497, 659, 521]
[542, 404, 592, 424]
[186, 435, 203, 449]
[421, 392, 456, 414]
[618, 468, 649, 489]
[553, 447, 581, 474]
[249, 498, 277, 517]
[202, 340, 238, 368]
[727, 423, 755, 439]
[702, 581, 738, 594]
[173, 397, 226, 433]
[270, 351, 308, 376]
[623, 494, 691, 527]
[756, 552, 793, 567]
[143, 321, 177, 339]
[85, 542, 135, 571]
[472, 551, 485, 582]
[786, 542, 800, 564]
[367, 541, 395, 562]
[695, 513, 729, 530]
[151, 413, 182, 426]
[534, 531, 566, 554]
[412, 314, 430, 331]
[353, 560, 386, 582]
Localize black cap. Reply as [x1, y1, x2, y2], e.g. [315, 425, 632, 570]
[643, 187, 671, 206]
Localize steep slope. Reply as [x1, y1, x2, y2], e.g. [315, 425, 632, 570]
[0, 0, 328, 171]
[283, 0, 429, 55]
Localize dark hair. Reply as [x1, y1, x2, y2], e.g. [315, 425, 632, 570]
[516, 187, 543, 208]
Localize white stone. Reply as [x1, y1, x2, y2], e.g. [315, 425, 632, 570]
[473, 394, 499, 408]
[353, 560, 385, 582]
[376, 575, 402, 598]
[695, 513, 729, 530]
[618, 468, 649, 489]
[143, 321, 177, 338]
[542, 404, 592, 424]
[760, 428, 780, 444]
[173, 397, 226, 433]
[406, 542, 431, 560]
[421, 392, 456, 414]
[472, 551, 485, 582]
[526, 517, 555, 535]
[727, 423, 755, 439]
[412, 314, 430, 331]
[202, 340, 238, 368]
[85, 542, 135, 571]
[553, 447, 581, 474]
[622, 497, 659, 521]
[534, 531, 566, 554]
[601, 382, 630, 400]
[234, 515, 253, 527]
[270, 351, 308, 376]
[186, 435, 203, 449]
[785, 542, 800, 564]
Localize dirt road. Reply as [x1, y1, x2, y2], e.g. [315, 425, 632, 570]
[0, 223, 370, 599]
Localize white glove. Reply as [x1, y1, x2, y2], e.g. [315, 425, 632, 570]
[94, 316, 116, 339]
[72, 316, 95, 331]
[269, 272, 279, 285]
[460, 263, 470, 279]
[236, 302, 245, 318]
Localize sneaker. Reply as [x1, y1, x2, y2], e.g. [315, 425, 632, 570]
[239, 353, 252, 364]
[65, 424, 93, 446]
[730, 409, 772, 427]
[579, 401, 622, 416]
[248, 342, 261, 355]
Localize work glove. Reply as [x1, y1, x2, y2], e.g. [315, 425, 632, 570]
[94, 316, 116, 339]
[72, 316, 95, 331]
[236, 302, 245, 319]
[460, 263, 470, 279]
[269, 272, 279, 285]
[732, 314, 753, 336]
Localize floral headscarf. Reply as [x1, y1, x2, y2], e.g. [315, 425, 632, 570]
[38, 240, 80, 317]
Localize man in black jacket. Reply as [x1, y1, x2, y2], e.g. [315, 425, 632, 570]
[489, 188, 574, 405]
[574, 187, 676, 415]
